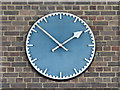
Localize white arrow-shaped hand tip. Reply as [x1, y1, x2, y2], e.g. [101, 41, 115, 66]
[73, 31, 83, 38]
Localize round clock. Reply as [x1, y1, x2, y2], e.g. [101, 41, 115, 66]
[25, 12, 96, 80]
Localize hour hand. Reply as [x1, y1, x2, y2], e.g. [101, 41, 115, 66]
[35, 23, 68, 51]
[52, 31, 83, 52]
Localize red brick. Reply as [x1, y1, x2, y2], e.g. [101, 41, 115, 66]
[112, 46, 119, 51]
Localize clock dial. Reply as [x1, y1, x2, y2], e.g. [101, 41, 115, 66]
[25, 12, 96, 80]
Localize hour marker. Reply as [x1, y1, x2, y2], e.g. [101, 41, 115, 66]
[31, 58, 37, 63]
[43, 17, 48, 23]
[88, 44, 94, 47]
[74, 68, 78, 74]
[27, 44, 33, 47]
[60, 13, 62, 19]
[84, 29, 90, 33]
[74, 17, 78, 23]
[84, 58, 89, 62]
[60, 72, 62, 78]
[43, 68, 47, 74]
[32, 29, 37, 32]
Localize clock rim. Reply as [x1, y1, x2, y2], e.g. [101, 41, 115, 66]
[25, 12, 96, 80]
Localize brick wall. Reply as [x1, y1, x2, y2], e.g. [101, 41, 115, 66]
[1, 1, 120, 89]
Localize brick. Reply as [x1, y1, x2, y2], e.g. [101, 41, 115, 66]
[113, 6, 119, 10]
[100, 52, 115, 56]
[108, 62, 120, 66]
[60, 2, 74, 4]
[104, 36, 111, 40]
[28, 2, 43, 4]
[102, 78, 110, 82]
[84, 73, 99, 77]
[37, 11, 50, 15]
[11, 83, 26, 88]
[107, 41, 119, 46]
[24, 78, 31, 82]
[13, 21, 27, 25]
[101, 11, 115, 15]
[85, 11, 99, 15]
[2, 16, 7, 20]
[101, 31, 115, 35]
[81, 6, 88, 10]
[112, 78, 119, 82]
[19, 73, 34, 77]
[75, 83, 90, 87]
[73, 6, 80, 10]
[117, 11, 120, 15]
[68, 11, 83, 15]
[44, 2, 58, 4]
[65, 6, 72, 10]
[4, 11, 19, 15]
[16, 78, 23, 82]
[59, 83, 74, 88]
[48, 6, 55, 10]
[108, 2, 118, 5]
[2, 83, 9, 88]
[97, 6, 104, 10]
[108, 83, 118, 87]
[2, 42, 11, 46]
[100, 73, 115, 77]
[97, 16, 104, 20]
[24, 6, 30, 9]
[93, 21, 108, 25]
[7, 57, 14, 61]
[20, 11, 35, 15]
[9, 16, 15, 20]
[16, 6, 22, 9]
[32, 78, 39, 82]
[76, 2, 90, 4]
[109, 21, 118, 26]
[7, 68, 14, 72]
[103, 46, 110, 51]
[92, 2, 106, 5]
[12, 2, 27, 4]
[2, 6, 6, 10]
[56, 6, 63, 10]
[12, 62, 26, 67]
[8, 6, 14, 10]
[8, 47, 15, 51]
[105, 16, 112, 20]
[91, 83, 106, 87]
[2, 21, 11, 25]
[96, 67, 103, 71]
[96, 42, 106, 46]
[104, 67, 111, 71]
[27, 83, 42, 88]
[3, 73, 18, 77]
[89, 16, 96, 20]
[105, 6, 112, 10]
[112, 46, 119, 51]
[2, 2, 11, 4]
[92, 62, 107, 66]
[32, 6, 38, 10]
[90, 6, 96, 10]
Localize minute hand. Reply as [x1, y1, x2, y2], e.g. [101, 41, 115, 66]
[52, 31, 83, 52]
[35, 23, 68, 51]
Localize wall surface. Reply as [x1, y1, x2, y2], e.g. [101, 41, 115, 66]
[1, 0, 120, 89]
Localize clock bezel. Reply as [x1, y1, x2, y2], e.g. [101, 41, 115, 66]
[25, 12, 96, 80]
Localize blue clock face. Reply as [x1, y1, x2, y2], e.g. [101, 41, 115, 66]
[26, 12, 96, 80]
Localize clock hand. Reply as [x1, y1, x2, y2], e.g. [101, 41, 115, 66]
[52, 31, 83, 52]
[35, 23, 68, 51]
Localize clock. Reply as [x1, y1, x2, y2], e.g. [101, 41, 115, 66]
[25, 12, 96, 80]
